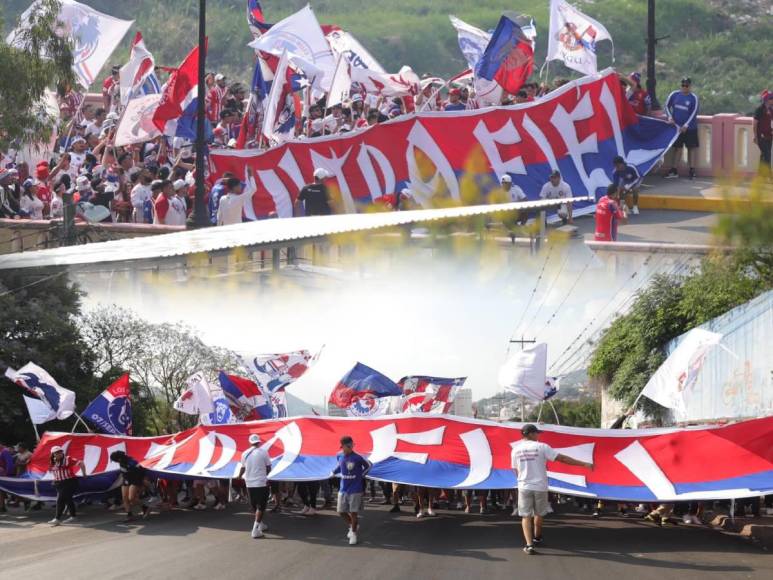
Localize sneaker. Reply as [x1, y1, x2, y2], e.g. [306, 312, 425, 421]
[305, 507, 317, 516]
[193, 503, 206, 511]
[689, 515, 702, 525]
[592, 511, 600, 518]
[49, 518, 61, 526]
[349, 532, 358, 545]
[632, 205, 640, 215]
[511, 508, 518, 517]
[63, 516, 77, 524]
[416, 511, 424, 519]
[664, 168, 678, 179]
[251, 522, 262, 538]
[688, 168, 696, 180]
[479, 506, 486, 515]
[523, 545, 536, 555]
[682, 515, 693, 525]
[533, 536, 543, 545]
[213, 503, 225, 511]
[456, 502, 463, 510]
[299, 506, 309, 515]
[635, 504, 648, 513]
[258, 521, 268, 532]
[427, 508, 436, 517]
[347, 528, 353, 539]
[389, 505, 401, 513]
[464, 506, 470, 514]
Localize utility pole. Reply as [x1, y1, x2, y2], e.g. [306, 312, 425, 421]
[193, 0, 209, 228]
[646, 0, 665, 110]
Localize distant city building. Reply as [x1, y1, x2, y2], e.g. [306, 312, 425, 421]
[450, 388, 473, 417]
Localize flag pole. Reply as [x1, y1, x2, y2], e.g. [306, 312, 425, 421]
[71, 411, 93, 434]
[193, 0, 209, 228]
[31, 420, 40, 443]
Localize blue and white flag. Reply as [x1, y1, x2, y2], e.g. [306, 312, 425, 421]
[5, 362, 76, 421]
[449, 15, 491, 71]
[547, 0, 613, 76]
[82, 374, 132, 435]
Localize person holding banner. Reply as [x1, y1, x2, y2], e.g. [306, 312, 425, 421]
[512, 424, 593, 555]
[333, 435, 372, 546]
[110, 450, 150, 522]
[49, 446, 85, 526]
[237, 434, 272, 539]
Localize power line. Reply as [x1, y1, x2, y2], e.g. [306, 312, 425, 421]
[506, 244, 553, 352]
[521, 245, 572, 335]
[534, 253, 594, 339]
[0, 270, 67, 298]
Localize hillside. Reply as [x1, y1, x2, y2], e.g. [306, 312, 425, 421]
[2, 0, 770, 114]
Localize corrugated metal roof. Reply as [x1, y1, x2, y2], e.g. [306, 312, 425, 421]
[0, 197, 590, 269]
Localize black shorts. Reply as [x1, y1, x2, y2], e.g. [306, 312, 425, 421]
[122, 469, 145, 487]
[672, 128, 699, 149]
[248, 486, 269, 512]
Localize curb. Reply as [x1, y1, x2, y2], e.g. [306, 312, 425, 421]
[711, 514, 773, 550]
[639, 194, 773, 212]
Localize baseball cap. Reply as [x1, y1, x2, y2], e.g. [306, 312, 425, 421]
[521, 424, 541, 436]
[215, 73, 226, 81]
[104, 182, 118, 193]
[350, 93, 363, 103]
[75, 175, 90, 191]
[248, 434, 261, 445]
[681, 77, 692, 86]
[613, 155, 626, 165]
[173, 179, 187, 191]
[550, 169, 561, 178]
[313, 167, 329, 179]
[629, 72, 641, 83]
[50, 445, 64, 454]
[500, 174, 512, 183]
[449, 88, 461, 97]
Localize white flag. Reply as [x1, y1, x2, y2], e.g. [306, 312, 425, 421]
[261, 49, 290, 144]
[5, 363, 76, 421]
[498, 343, 558, 402]
[449, 15, 491, 71]
[350, 66, 420, 97]
[546, 0, 613, 76]
[173, 372, 215, 416]
[8, 0, 134, 89]
[325, 28, 385, 73]
[24, 395, 56, 424]
[114, 93, 161, 146]
[326, 55, 351, 109]
[248, 5, 335, 90]
[640, 328, 723, 415]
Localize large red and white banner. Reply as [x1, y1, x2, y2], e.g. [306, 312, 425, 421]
[4, 415, 772, 502]
[210, 69, 677, 220]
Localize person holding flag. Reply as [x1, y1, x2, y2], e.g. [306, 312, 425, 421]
[110, 450, 150, 522]
[332, 435, 372, 546]
[49, 446, 85, 526]
[237, 434, 272, 539]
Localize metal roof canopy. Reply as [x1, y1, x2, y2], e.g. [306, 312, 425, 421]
[0, 197, 592, 270]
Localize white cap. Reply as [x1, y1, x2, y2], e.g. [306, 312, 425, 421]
[50, 445, 64, 454]
[105, 112, 120, 121]
[248, 434, 261, 445]
[173, 179, 187, 191]
[104, 182, 118, 193]
[215, 73, 225, 81]
[500, 174, 512, 183]
[227, 138, 237, 148]
[313, 168, 328, 179]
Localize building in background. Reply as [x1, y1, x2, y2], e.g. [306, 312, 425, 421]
[450, 388, 473, 417]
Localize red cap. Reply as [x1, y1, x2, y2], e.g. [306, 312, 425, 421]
[449, 88, 461, 97]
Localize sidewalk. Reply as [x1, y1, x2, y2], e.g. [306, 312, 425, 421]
[712, 514, 773, 551]
[639, 175, 772, 212]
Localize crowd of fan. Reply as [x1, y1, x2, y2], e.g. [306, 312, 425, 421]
[1, 66, 769, 229]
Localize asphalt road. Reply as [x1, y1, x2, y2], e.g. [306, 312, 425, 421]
[1, 502, 770, 580]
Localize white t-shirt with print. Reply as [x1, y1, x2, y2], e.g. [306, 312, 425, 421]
[510, 440, 559, 491]
[539, 180, 572, 200]
[240, 446, 272, 488]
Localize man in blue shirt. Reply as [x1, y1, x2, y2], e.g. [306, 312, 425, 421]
[611, 156, 642, 214]
[332, 435, 372, 545]
[664, 77, 700, 180]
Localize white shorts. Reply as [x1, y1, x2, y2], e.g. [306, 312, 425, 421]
[518, 489, 551, 517]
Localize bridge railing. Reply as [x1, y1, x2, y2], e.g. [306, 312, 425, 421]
[675, 114, 759, 177]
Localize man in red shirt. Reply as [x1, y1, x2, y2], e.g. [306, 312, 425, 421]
[626, 72, 652, 116]
[207, 74, 229, 124]
[594, 185, 626, 242]
[102, 65, 121, 111]
[753, 91, 772, 176]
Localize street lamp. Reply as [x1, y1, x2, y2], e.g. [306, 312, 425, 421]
[646, 0, 665, 110]
[193, 0, 208, 228]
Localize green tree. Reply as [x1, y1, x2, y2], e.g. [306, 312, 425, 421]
[588, 251, 771, 422]
[0, 268, 96, 446]
[520, 399, 601, 428]
[0, 0, 75, 150]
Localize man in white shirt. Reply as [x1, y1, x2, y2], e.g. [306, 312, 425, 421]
[539, 170, 573, 224]
[511, 424, 593, 555]
[217, 167, 256, 226]
[237, 434, 272, 539]
[130, 174, 153, 223]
